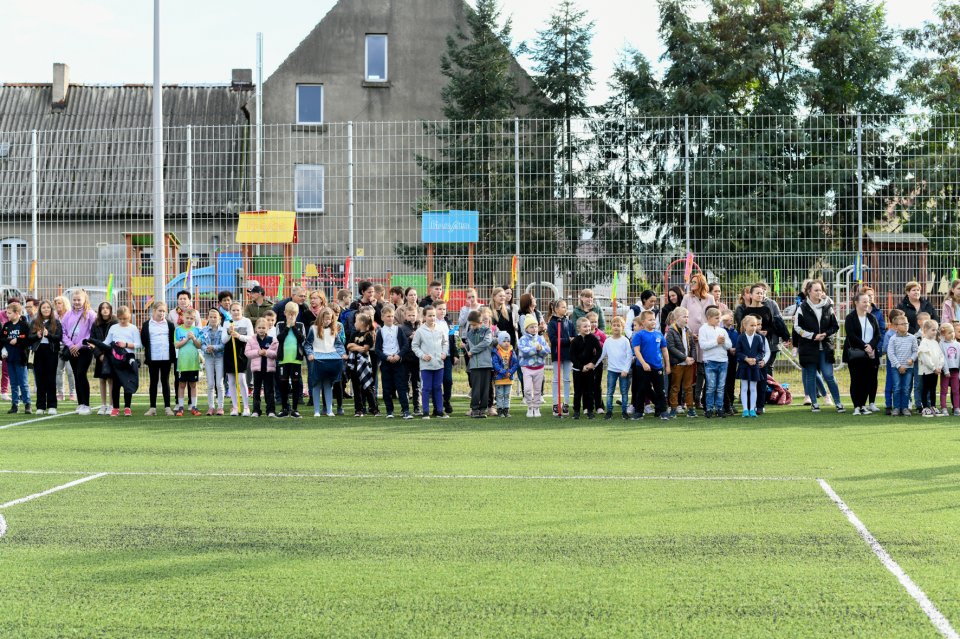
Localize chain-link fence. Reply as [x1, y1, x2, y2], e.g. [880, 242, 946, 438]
[4, 113, 958, 397]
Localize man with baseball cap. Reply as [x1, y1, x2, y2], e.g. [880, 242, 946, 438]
[244, 281, 272, 321]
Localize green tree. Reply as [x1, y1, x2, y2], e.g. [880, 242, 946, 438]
[397, 0, 579, 284]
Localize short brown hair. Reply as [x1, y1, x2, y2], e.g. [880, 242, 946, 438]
[905, 281, 921, 294]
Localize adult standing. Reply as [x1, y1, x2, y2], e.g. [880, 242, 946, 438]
[897, 281, 938, 333]
[680, 274, 715, 409]
[243, 282, 273, 322]
[571, 288, 605, 331]
[744, 283, 791, 412]
[942, 279, 960, 324]
[843, 291, 881, 415]
[490, 287, 517, 347]
[626, 291, 658, 338]
[733, 286, 752, 329]
[517, 293, 546, 335]
[273, 286, 311, 324]
[708, 282, 730, 314]
[52, 295, 77, 403]
[660, 286, 684, 335]
[794, 279, 844, 413]
[61, 288, 97, 415]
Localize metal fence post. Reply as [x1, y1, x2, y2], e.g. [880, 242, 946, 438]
[348, 121, 355, 283]
[30, 129, 38, 297]
[151, 0, 166, 305]
[255, 32, 263, 213]
[684, 114, 691, 256]
[186, 125, 193, 285]
[856, 113, 863, 273]
[514, 117, 520, 284]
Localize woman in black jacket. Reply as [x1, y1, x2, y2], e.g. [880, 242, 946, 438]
[897, 281, 939, 333]
[843, 291, 881, 415]
[793, 279, 843, 413]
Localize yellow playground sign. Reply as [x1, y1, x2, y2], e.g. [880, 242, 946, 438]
[236, 210, 298, 244]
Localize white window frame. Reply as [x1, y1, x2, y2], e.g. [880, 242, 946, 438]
[295, 165, 325, 213]
[365, 34, 388, 82]
[295, 84, 324, 124]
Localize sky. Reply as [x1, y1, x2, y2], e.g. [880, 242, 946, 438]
[0, 0, 940, 106]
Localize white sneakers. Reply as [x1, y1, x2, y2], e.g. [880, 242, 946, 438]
[76, 405, 91, 415]
[144, 407, 157, 416]
[48, 408, 57, 415]
[164, 407, 175, 416]
[242, 409, 251, 417]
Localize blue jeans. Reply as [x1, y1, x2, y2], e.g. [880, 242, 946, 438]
[8, 362, 29, 407]
[892, 366, 914, 410]
[606, 370, 630, 414]
[802, 351, 841, 406]
[913, 361, 922, 409]
[553, 360, 572, 405]
[884, 359, 894, 407]
[704, 360, 727, 412]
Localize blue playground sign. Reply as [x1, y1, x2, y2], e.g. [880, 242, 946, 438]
[421, 210, 480, 244]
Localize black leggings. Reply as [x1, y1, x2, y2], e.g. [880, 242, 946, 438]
[34, 345, 58, 410]
[111, 376, 133, 409]
[68, 348, 93, 406]
[148, 360, 173, 408]
[278, 363, 303, 411]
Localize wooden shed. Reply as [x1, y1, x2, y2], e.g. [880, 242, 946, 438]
[863, 231, 929, 300]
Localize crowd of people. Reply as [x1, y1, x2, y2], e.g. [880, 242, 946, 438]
[1, 274, 958, 420]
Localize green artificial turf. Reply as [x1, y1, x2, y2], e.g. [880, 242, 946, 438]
[0, 399, 958, 637]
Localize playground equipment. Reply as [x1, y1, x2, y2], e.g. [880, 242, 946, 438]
[124, 232, 179, 308]
[236, 210, 299, 297]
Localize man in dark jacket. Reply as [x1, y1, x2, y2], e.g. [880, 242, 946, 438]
[272, 286, 310, 325]
[244, 282, 273, 321]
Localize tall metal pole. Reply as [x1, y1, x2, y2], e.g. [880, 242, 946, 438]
[514, 117, 520, 281]
[31, 130, 38, 298]
[255, 32, 263, 212]
[152, 0, 166, 305]
[186, 125, 193, 283]
[856, 113, 863, 269]
[684, 114, 691, 256]
[348, 121, 355, 275]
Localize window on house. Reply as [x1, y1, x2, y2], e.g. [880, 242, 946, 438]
[296, 84, 324, 124]
[295, 165, 325, 213]
[365, 35, 388, 82]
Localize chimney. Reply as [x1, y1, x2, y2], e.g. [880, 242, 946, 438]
[52, 62, 70, 108]
[231, 68, 253, 89]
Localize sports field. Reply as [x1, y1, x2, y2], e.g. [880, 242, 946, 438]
[1, 401, 958, 638]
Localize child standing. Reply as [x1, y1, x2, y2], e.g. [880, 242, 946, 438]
[887, 314, 918, 416]
[587, 311, 607, 413]
[570, 318, 602, 420]
[492, 330, 519, 417]
[631, 311, 670, 421]
[174, 309, 203, 417]
[917, 319, 945, 417]
[412, 306, 449, 419]
[881, 309, 906, 415]
[596, 316, 632, 420]
[1, 302, 31, 414]
[201, 308, 226, 415]
[464, 310, 495, 418]
[140, 301, 176, 416]
[397, 306, 422, 415]
[547, 299, 575, 417]
[103, 306, 142, 416]
[518, 315, 550, 417]
[347, 314, 379, 416]
[275, 302, 307, 418]
[736, 315, 769, 418]
[305, 308, 347, 417]
[29, 301, 62, 415]
[721, 310, 739, 416]
[665, 307, 697, 419]
[223, 302, 253, 417]
[245, 318, 278, 417]
[90, 302, 117, 414]
[435, 300, 458, 415]
[699, 307, 729, 419]
[375, 305, 411, 419]
[940, 323, 960, 416]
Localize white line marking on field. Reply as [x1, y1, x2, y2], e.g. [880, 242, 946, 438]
[0, 473, 108, 510]
[0, 410, 78, 430]
[0, 469, 810, 481]
[818, 479, 959, 639]
[0, 514, 6, 538]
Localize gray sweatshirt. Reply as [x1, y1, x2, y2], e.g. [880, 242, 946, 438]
[942, 339, 960, 374]
[411, 323, 448, 371]
[464, 325, 495, 369]
[886, 333, 919, 369]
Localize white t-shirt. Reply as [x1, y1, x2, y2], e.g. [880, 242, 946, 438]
[148, 319, 170, 361]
